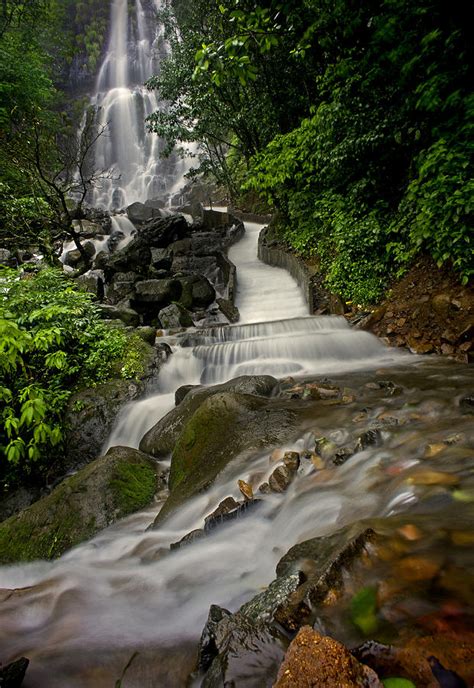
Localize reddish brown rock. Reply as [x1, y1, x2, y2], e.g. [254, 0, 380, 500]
[274, 626, 382, 687]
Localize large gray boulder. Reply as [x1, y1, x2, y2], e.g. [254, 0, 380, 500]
[130, 278, 182, 314]
[177, 273, 216, 309]
[140, 375, 279, 459]
[105, 238, 152, 275]
[127, 201, 164, 225]
[0, 447, 165, 564]
[158, 303, 194, 329]
[151, 384, 298, 525]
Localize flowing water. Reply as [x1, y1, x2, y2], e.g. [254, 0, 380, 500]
[89, 0, 191, 210]
[1, 220, 473, 686]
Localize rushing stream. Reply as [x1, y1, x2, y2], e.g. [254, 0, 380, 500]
[1, 222, 473, 686]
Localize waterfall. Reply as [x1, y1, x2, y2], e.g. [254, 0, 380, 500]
[89, 0, 189, 210]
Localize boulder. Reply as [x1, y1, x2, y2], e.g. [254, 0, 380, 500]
[0, 657, 29, 687]
[130, 278, 182, 315]
[72, 219, 103, 238]
[274, 626, 382, 687]
[105, 270, 141, 304]
[158, 303, 194, 329]
[140, 375, 279, 458]
[0, 447, 165, 564]
[98, 303, 140, 327]
[216, 297, 239, 323]
[127, 201, 163, 225]
[175, 384, 199, 406]
[153, 389, 298, 525]
[197, 605, 286, 688]
[105, 239, 152, 276]
[144, 198, 166, 210]
[63, 241, 95, 267]
[0, 248, 12, 264]
[137, 214, 188, 248]
[151, 247, 172, 271]
[75, 269, 105, 300]
[65, 340, 159, 467]
[177, 273, 216, 309]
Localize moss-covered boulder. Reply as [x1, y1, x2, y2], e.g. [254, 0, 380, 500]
[0, 447, 165, 564]
[153, 390, 298, 525]
[65, 339, 162, 469]
[140, 375, 279, 458]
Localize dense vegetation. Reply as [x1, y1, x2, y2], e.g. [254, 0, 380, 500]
[149, 0, 473, 303]
[0, 266, 146, 491]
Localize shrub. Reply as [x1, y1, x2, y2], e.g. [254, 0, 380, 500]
[0, 267, 134, 488]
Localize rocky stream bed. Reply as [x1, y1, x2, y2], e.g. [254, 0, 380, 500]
[0, 212, 473, 688]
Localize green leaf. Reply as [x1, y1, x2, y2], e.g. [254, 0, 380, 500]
[382, 679, 416, 688]
[350, 586, 379, 635]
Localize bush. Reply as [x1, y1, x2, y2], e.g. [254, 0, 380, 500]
[0, 267, 135, 489]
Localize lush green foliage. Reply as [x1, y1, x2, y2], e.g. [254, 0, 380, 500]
[156, 0, 472, 301]
[0, 267, 141, 489]
[241, 0, 473, 301]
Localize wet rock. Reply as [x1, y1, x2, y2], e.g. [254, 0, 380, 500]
[216, 297, 239, 323]
[198, 606, 286, 688]
[259, 482, 271, 494]
[352, 631, 474, 687]
[98, 303, 140, 327]
[204, 499, 262, 533]
[75, 269, 105, 300]
[105, 239, 152, 276]
[105, 270, 141, 304]
[65, 341, 159, 466]
[273, 525, 376, 632]
[64, 241, 96, 267]
[150, 247, 172, 271]
[170, 528, 205, 550]
[356, 429, 383, 452]
[131, 278, 182, 312]
[315, 437, 338, 461]
[238, 480, 254, 501]
[283, 451, 300, 471]
[153, 390, 298, 525]
[175, 384, 199, 406]
[0, 447, 164, 564]
[137, 214, 188, 248]
[333, 446, 354, 466]
[0, 657, 29, 687]
[158, 303, 193, 329]
[140, 375, 278, 458]
[127, 201, 163, 225]
[274, 626, 382, 687]
[204, 496, 240, 528]
[177, 273, 216, 309]
[269, 465, 296, 493]
[407, 470, 459, 487]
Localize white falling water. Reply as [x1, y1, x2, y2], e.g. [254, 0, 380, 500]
[90, 0, 190, 210]
[104, 222, 406, 450]
[0, 218, 455, 688]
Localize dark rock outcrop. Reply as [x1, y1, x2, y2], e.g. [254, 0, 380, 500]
[140, 375, 279, 459]
[0, 447, 165, 564]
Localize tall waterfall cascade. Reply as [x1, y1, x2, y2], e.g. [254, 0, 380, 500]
[89, 0, 190, 210]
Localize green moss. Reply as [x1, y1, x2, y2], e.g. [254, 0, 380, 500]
[0, 450, 159, 564]
[110, 460, 157, 517]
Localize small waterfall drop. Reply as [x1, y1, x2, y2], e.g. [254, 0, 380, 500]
[105, 222, 406, 450]
[89, 0, 189, 210]
[1, 217, 473, 688]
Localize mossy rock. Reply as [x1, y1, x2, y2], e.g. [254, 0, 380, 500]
[140, 375, 279, 458]
[154, 390, 299, 525]
[0, 447, 165, 565]
[65, 339, 158, 469]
